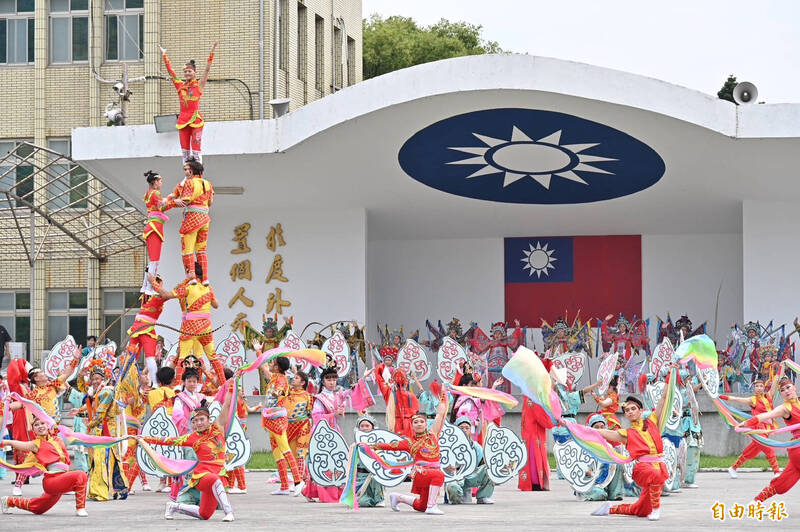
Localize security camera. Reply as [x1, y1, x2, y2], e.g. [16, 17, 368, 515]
[104, 103, 124, 126]
[113, 81, 125, 95]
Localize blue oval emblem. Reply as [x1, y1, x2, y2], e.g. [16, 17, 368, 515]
[398, 108, 665, 204]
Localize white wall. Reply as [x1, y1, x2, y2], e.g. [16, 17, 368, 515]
[743, 201, 800, 329]
[367, 233, 743, 349]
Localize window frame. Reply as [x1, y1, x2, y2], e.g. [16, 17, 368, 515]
[296, 2, 307, 82]
[49, 0, 89, 65]
[104, 0, 144, 63]
[0, 291, 31, 360]
[46, 289, 88, 348]
[314, 14, 324, 92]
[0, 139, 34, 208]
[46, 138, 90, 210]
[0, 5, 35, 66]
[101, 288, 140, 348]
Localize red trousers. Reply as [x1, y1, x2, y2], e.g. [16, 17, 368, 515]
[755, 447, 800, 502]
[130, 333, 157, 359]
[179, 126, 203, 152]
[146, 232, 163, 262]
[733, 440, 781, 472]
[611, 461, 668, 517]
[196, 474, 222, 520]
[7, 471, 87, 514]
[410, 468, 444, 512]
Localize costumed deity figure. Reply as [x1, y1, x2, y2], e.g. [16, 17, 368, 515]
[368, 363, 419, 439]
[140, 170, 170, 295]
[159, 42, 217, 162]
[243, 314, 291, 394]
[601, 314, 650, 361]
[719, 349, 746, 394]
[553, 376, 602, 479]
[353, 414, 385, 508]
[372, 387, 449, 515]
[658, 314, 706, 347]
[83, 361, 128, 501]
[469, 319, 524, 394]
[286, 371, 313, 481]
[448, 374, 505, 444]
[335, 321, 366, 387]
[424, 318, 474, 351]
[13, 358, 79, 494]
[739, 370, 800, 503]
[541, 315, 594, 357]
[723, 372, 783, 477]
[135, 274, 175, 386]
[256, 346, 304, 495]
[140, 392, 236, 522]
[302, 366, 347, 502]
[591, 376, 622, 430]
[581, 414, 625, 501]
[446, 417, 496, 505]
[166, 160, 214, 281]
[726, 321, 782, 391]
[518, 359, 558, 492]
[757, 345, 779, 383]
[120, 354, 150, 493]
[678, 368, 703, 488]
[0, 417, 88, 517]
[590, 379, 673, 521]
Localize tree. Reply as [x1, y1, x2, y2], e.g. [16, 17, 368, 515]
[362, 15, 506, 80]
[717, 75, 738, 104]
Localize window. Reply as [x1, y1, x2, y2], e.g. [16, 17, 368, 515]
[0, 0, 35, 65]
[333, 25, 342, 90]
[0, 291, 31, 360]
[47, 139, 89, 210]
[50, 0, 89, 64]
[104, 0, 143, 61]
[314, 15, 323, 91]
[346, 36, 355, 86]
[296, 3, 306, 81]
[0, 140, 34, 208]
[47, 290, 88, 348]
[102, 289, 139, 347]
[278, 0, 288, 71]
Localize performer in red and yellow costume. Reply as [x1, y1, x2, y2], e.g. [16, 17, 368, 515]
[1, 417, 88, 517]
[738, 368, 800, 503]
[372, 387, 448, 515]
[721, 373, 783, 477]
[140, 392, 235, 522]
[592, 376, 622, 430]
[591, 372, 672, 521]
[286, 371, 313, 480]
[160, 42, 218, 163]
[140, 170, 169, 295]
[132, 275, 174, 386]
[373, 366, 418, 438]
[120, 360, 150, 493]
[167, 160, 214, 281]
[257, 346, 304, 495]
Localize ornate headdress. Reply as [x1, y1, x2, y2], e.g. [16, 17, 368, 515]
[88, 358, 110, 379]
[553, 318, 570, 332]
[490, 322, 506, 335]
[616, 315, 630, 329]
[379, 346, 398, 361]
[743, 321, 760, 335]
[355, 414, 378, 432]
[262, 314, 278, 335]
[675, 315, 692, 331]
[587, 414, 606, 427]
[446, 318, 463, 336]
[757, 344, 778, 358]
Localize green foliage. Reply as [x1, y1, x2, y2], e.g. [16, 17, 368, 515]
[717, 75, 738, 104]
[362, 14, 505, 79]
[246, 451, 278, 469]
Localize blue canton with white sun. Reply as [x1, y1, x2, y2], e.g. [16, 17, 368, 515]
[398, 108, 665, 204]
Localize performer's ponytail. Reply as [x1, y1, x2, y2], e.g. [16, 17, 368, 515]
[144, 170, 161, 184]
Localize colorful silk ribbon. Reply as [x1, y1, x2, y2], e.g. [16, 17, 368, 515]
[562, 420, 633, 465]
[658, 368, 677, 433]
[446, 383, 518, 407]
[502, 346, 561, 423]
[674, 334, 718, 370]
[339, 442, 414, 509]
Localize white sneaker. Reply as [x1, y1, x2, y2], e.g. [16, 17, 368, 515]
[728, 467, 738, 479]
[591, 502, 611, 516]
[684, 483, 699, 489]
[11, 487, 21, 496]
[128, 489, 136, 496]
[159, 485, 171, 493]
[425, 505, 444, 515]
[375, 500, 386, 507]
[156, 481, 167, 492]
[477, 497, 494, 504]
[671, 487, 682, 493]
[293, 481, 306, 497]
[76, 508, 89, 517]
[647, 508, 660, 521]
[271, 488, 292, 495]
[390, 493, 400, 512]
[228, 487, 245, 494]
[164, 501, 175, 520]
[142, 483, 152, 492]
[222, 513, 235, 522]
[1, 496, 10, 514]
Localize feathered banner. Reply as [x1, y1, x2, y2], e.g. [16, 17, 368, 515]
[563, 420, 633, 465]
[674, 334, 718, 369]
[446, 383, 518, 408]
[339, 443, 414, 509]
[502, 346, 561, 423]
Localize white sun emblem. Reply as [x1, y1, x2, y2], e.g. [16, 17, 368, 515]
[447, 126, 616, 189]
[521, 242, 557, 278]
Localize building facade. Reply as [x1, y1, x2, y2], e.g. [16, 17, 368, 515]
[0, 0, 362, 361]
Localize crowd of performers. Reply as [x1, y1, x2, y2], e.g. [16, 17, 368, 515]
[1, 42, 799, 524]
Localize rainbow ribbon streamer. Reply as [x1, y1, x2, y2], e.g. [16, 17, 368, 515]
[711, 395, 800, 448]
[339, 443, 414, 509]
[58, 427, 198, 476]
[8, 392, 56, 426]
[658, 368, 677, 433]
[563, 420, 633, 465]
[501, 346, 561, 423]
[674, 334, 718, 370]
[446, 383, 519, 407]
[0, 399, 44, 476]
[784, 359, 800, 374]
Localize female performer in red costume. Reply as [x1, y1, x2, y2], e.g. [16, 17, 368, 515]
[738, 369, 800, 503]
[1, 417, 88, 517]
[140, 170, 169, 295]
[160, 42, 218, 163]
[372, 387, 448, 515]
[369, 364, 418, 438]
[592, 376, 622, 430]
